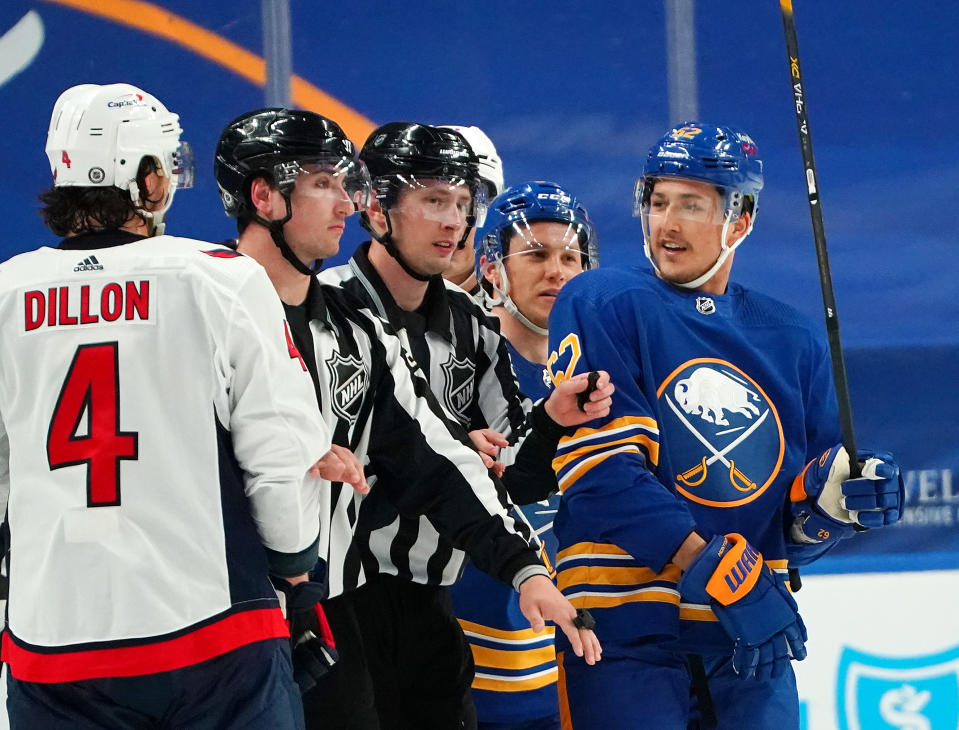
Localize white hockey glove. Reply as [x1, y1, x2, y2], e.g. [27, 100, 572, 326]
[790, 445, 904, 546]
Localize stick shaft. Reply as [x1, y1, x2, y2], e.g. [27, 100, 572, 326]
[779, 0, 860, 477]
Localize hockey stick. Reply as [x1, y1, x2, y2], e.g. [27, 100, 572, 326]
[779, 0, 861, 479]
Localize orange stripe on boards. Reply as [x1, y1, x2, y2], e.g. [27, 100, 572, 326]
[38, 0, 376, 145]
[470, 644, 556, 672]
[557, 651, 575, 730]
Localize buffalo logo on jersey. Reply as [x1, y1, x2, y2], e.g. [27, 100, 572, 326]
[441, 355, 474, 425]
[326, 352, 368, 426]
[837, 645, 959, 730]
[656, 359, 784, 507]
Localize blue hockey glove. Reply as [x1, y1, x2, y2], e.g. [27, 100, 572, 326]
[679, 534, 807, 681]
[790, 445, 904, 546]
[271, 577, 339, 694]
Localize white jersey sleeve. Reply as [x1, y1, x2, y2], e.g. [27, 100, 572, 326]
[212, 264, 331, 557]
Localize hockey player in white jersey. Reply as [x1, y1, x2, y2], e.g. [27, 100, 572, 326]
[439, 125, 504, 303]
[0, 83, 346, 729]
[214, 108, 602, 730]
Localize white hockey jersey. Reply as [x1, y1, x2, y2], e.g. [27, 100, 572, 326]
[0, 232, 331, 682]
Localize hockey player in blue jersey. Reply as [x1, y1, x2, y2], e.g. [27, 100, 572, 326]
[546, 122, 904, 729]
[453, 181, 600, 730]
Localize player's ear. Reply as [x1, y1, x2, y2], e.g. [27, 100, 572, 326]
[726, 211, 751, 247]
[481, 256, 501, 290]
[249, 177, 279, 217]
[365, 198, 388, 235]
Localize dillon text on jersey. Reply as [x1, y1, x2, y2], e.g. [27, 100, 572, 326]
[23, 280, 152, 331]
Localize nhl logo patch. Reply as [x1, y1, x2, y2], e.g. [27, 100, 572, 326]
[441, 354, 474, 425]
[696, 297, 716, 315]
[326, 352, 367, 426]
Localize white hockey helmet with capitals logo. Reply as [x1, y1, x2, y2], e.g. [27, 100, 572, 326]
[439, 124, 504, 200]
[45, 83, 193, 233]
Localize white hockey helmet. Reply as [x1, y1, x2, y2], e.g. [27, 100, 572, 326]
[439, 125, 504, 200]
[45, 83, 193, 233]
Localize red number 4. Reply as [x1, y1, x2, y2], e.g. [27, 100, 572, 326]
[47, 342, 138, 507]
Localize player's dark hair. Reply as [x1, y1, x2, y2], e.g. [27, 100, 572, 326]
[39, 157, 160, 237]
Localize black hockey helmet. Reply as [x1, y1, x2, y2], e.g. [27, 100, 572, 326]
[214, 107, 367, 219]
[214, 108, 370, 276]
[358, 122, 488, 280]
[359, 122, 482, 210]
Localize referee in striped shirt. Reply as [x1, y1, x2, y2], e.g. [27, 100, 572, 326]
[320, 122, 612, 729]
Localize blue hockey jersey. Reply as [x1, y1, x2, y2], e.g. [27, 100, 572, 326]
[546, 266, 840, 650]
[452, 341, 561, 723]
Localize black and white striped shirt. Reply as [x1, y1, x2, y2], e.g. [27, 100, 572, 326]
[318, 242, 564, 586]
[285, 276, 545, 595]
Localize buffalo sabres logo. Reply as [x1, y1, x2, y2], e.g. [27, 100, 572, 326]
[696, 297, 716, 315]
[656, 358, 783, 508]
[837, 645, 959, 730]
[441, 354, 474, 424]
[325, 352, 368, 425]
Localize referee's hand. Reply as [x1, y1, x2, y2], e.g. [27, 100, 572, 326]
[310, 444, 369, 494]
[544, 370, 614, 427]
[518, 575, 602, 666]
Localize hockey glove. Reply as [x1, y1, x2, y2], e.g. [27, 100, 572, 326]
[271, 577, 339, 694]
[790, 445, 904, 546]
[678, 533, 807, 681]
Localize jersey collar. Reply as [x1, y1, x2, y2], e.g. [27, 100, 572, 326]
[349, 241, 453, 342]
[57, 230, 148, 250]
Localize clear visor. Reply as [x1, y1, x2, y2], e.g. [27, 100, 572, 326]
[633, 176, 740, 225]
[391, 176, 488, 229]
[168, 141, 194, 189]
[275, 157, 373, 212]
[495, 217, 598, 271]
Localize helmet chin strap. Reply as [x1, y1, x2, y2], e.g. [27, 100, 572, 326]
[644, 216, 751, 291]
[254, 195, 323, 276]
[491, 262, 548, 336]
[360, 210, 436, 283]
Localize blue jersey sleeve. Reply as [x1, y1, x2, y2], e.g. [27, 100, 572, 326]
[547, 275, 698, 572]
[786, 328, 844, 566]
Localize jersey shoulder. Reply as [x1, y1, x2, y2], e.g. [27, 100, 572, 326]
[735, 283, 827, 342]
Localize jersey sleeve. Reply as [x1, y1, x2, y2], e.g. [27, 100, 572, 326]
[547, 282, 698, 572]
[216, 266, 332, 568]
[473, 317, 561, 504]
[364, 314, 542, 587]
[786, 331, 844, 566]
[0, 404, 9, 518]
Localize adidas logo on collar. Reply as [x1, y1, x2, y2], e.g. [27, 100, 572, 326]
[74, 255, 104, 272]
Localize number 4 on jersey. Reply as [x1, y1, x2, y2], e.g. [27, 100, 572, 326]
[47, 342, 138, 507]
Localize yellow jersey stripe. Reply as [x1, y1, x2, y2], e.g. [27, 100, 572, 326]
[473, 667, 558, 693]
[557, 446, 642, 493]
[560, 416, 659, 447]
[557, 564, 682, 592]
[552, 433, 660, 474]
[470, 644, 557, 672]
[566, 587, 680, 609]
[458, 619, 555, 644]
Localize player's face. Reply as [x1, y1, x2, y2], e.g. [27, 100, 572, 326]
[284, 169, 356, 263]
[389, 180, 473, 277]
[443, 228, 478, 286]
[646, 178, 734, 293]
[501, 221, 586, 328]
